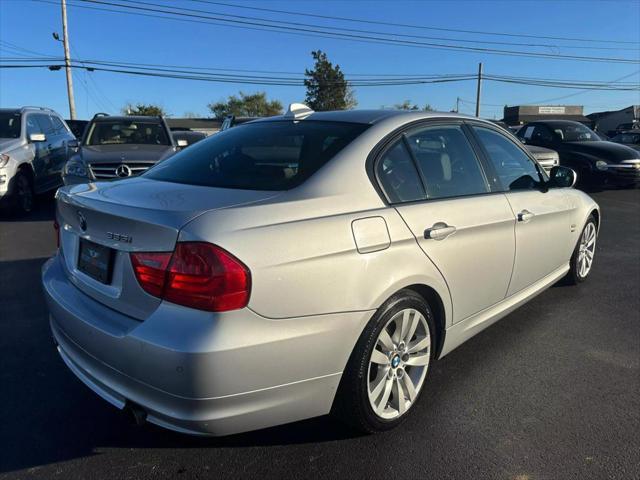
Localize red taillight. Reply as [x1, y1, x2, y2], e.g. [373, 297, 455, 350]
[53, 220, 60, 248]
[130, 242, 251, 312]
[130, 251, 172, 297]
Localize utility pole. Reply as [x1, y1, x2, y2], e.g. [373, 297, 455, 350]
[475, 62, 483, 118]
[456, 96, 460, 113]
[61, 0, 76, 119]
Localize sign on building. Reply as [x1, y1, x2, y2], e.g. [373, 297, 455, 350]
[538, 106, 566, 114]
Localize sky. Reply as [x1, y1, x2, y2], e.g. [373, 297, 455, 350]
[1, 0, 639, 120]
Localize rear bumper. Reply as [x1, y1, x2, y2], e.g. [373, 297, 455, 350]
[42, 255, 372, 436]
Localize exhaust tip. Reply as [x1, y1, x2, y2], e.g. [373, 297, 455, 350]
[124, 401, 147, 426]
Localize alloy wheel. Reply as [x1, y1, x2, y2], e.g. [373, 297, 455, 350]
[577, 222, 596, 278]
[367, 308, 431, 420]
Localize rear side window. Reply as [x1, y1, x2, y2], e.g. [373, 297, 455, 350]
[50, 116, 68, 135]
[376, 140, 426, 203]
[146, 121, 369, 191]
[473, 126, 541, 191]
[405, 124, 489, 199]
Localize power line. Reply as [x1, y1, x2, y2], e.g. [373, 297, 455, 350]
[102, 0, 640, 52]
[524, 71, 640, 104]
[44, 0, 639, 64]
[2, 52, 638, 89]
[2, 61, 638, 92]
[186, 0, 640, 46]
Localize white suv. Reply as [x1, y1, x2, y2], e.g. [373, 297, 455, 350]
[0, 107, 76, 214]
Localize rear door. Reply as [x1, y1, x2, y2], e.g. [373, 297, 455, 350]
[49, 115, 73, 187]
[32, 113, 62, 191]
[376, 122, 516, 324]
[470, 124, 574, 296]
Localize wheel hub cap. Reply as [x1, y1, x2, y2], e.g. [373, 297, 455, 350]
[391, 354, 401, 368]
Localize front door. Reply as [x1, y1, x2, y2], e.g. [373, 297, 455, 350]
[375, 123, 516, 324]
[470, 125, 574, 296]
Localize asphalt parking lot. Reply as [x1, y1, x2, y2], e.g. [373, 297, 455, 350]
[0, 188, 638, 480]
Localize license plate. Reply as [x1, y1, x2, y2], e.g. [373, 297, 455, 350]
[78, 239, 114, 284]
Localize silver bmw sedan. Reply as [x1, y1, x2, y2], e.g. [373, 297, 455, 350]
[42, 105, 599, 436]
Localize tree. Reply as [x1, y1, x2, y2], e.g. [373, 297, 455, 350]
[122, 103, 166, 116]
[304, 50, 357, 111]
[395, 100, 420, 110]
[394, 100, 435, 111]
[208, 91, 282, 118]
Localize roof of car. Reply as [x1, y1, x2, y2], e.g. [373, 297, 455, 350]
[1, 107, 55, 114]
[91, 115, 164, 123]
[526, 119, 587, 127]
[254, 109, 481, 125]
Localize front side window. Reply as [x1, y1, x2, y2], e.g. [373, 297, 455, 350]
[34, 114, 55, 135]
[473, 126, 541, 191]
[405, 124, 489, 199]
[86, 121, 170, 146]
[376, 140, 426, 203]
[25, 115, 42, 136]
[146, 121, 369, 191]
[0, 112, 21, 139]
[50, 116, 68, 135]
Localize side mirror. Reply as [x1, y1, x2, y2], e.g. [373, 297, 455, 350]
[549, 166, 577, 188]
[176, 139, 188, 148]
[29, 133, 46, 143]
[67, 139, 79, 149]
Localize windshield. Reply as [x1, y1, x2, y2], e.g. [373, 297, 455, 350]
[145, 120, 369, 191]
[86, 120, 170, 146]
[0, 112, 21, 139]
[551, 123, 599, 142]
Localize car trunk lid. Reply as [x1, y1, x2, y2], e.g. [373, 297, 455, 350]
[56, 177, 278, 320]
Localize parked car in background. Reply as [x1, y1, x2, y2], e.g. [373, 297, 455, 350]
[170, 129, 206, 148]
[524, 145, 559, 175]
[65, 119, 89, 140]
[517, 120, 640, 188]
[0, 106, 75, 214]
[607, 122, 639, 138]
[63, 114, 179, 185]
[488, 120, 559, 175]
[44, 106, 600, 437]
[610, 131, 640, 152]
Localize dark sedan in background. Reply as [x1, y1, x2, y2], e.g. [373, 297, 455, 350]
[610, 131, 640, 152]
[517, 120, 640, 188]
[63, 114, 180, 185]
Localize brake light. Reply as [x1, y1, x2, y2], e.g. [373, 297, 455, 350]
[130, 251, 172, 297]
[130, 242, 251, 312]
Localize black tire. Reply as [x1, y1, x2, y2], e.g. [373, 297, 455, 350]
[565, 214, 598, 285]
[332, 289, 436, 433]
[11, 170, 35, 215]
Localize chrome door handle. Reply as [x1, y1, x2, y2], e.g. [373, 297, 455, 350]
[517, 210, 535, 223]
[424, 222, 457, 241]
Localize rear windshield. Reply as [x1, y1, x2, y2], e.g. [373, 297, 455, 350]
[86, 120, 170, 146]
[0, 112, 21, 139]
[145, 120, 369, 190]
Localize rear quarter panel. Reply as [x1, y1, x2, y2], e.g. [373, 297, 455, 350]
[180, 196, 452, 322]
